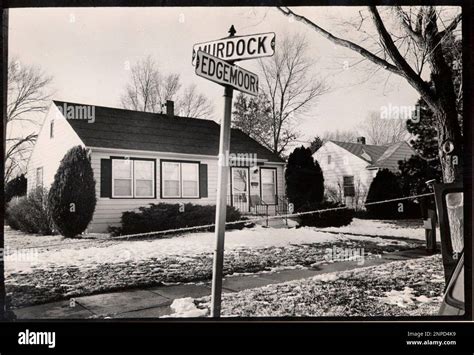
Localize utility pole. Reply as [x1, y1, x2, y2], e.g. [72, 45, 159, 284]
[210, 26, 235, 318]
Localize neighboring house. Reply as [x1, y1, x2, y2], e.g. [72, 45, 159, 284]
[27, 100, 285, 232]
[313, 137, 416, 209]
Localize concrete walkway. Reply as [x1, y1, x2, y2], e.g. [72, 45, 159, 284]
[13, 248, 434, 319]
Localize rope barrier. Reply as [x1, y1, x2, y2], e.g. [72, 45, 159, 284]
[9, 192, 435, 251]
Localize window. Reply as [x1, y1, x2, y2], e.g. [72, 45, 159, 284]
[134, 160, 155, 198]
[181, 163, 199, 198]
[327, 155, 331, 165]
[261, 168, 277, 204]
[162, 161, 199, 198]
[343, 176, 355, 197]
[112, 158, 155, 198]
[162, 162, 181, 198]
[50, 120, 54, 138]
[36, 167, 43, 188]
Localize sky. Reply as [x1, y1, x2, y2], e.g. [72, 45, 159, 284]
[9, 6, 423, 147]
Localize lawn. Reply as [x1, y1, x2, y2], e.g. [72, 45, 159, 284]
[5, 220, 427, 308]
[188, 254, 445, 317]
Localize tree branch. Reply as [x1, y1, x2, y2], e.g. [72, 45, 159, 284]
[277, 6, 401, 75]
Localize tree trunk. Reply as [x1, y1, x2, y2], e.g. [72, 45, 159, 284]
[424, 7, 463, 184]
[436, 109, 462, 183]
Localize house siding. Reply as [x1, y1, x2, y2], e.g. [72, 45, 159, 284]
[26, 104, 85, 194]
[313, 141, 375, 208]
[89, 148, 285, 232]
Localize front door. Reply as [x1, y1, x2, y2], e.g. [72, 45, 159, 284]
[231, 167, 249, 212]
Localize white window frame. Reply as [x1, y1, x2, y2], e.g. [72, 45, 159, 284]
[111, 158, 156, 199]
[162, 161, 182, 198]
[133, 160, 155, 198]
[112, 159, 133, 198]
[181, 163, 199, 198]
[161, 161, 200, 199]
[260, 168, 277, 205]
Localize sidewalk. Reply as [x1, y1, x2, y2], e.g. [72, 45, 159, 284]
[12, 247, 433, 319]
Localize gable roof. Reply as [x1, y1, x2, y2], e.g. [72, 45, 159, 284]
[53, 101, 284, 163]
[329, 140, 416, 172]
[367, 141, 417, 171]
[330, 141, 388, 163]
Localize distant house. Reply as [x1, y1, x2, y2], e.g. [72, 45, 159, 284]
[27, 100, 285, 232]
[313, 137, 416, 208]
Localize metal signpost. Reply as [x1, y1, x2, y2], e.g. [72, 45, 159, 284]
[193, 26, 274, 317]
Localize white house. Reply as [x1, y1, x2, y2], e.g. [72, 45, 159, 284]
[27, 100, 286, 232]
[313, 137, 416, 209]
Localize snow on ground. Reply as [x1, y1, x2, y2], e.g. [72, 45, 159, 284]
[190, 254, 444, 317]
[320, 218, 428, 240]
[164, 297, 209, 318]
[5, 225, 421, 274]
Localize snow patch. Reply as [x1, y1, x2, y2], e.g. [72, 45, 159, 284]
[312, 273, 339, 282]
[320, 219, 425, 240]
[164, 297, 208, 318]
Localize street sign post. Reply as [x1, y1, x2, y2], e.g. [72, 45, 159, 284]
[195, 50, 259, 96]
[193, 26, 273, 318]
[192, 32, 275, 65]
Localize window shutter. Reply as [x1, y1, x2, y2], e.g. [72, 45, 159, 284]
[199, 163, 208, 198]
[100, 159, 112, 197]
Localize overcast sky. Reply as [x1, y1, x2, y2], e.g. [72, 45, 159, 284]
[10, 6, 423, 147]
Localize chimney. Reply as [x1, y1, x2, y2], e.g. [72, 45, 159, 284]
[357, 136, 366, 145]
[165, 100, 174, 117]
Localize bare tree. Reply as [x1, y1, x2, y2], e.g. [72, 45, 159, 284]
[322, 129, 358, 143]
[5, 58, 53, 182]
[121, 56, 213, 118]
[257, 33, 328, 155]
[177, 84, 213, 118]
[277, 6, 462, 183]
[359, 111, 409, 145]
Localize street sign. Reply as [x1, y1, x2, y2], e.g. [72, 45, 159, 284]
[192, 32, 275, 65]
[195, 50, 258, 96]
[194, 27, 273, 318]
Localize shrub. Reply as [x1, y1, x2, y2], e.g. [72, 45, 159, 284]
[109, 203, 246, 236]
[4, 174, 27, 203]
[285, 146, 324, 211]
[298, 200, 354, 228]
[48, 146, 96, 238]
[5, 187, 54, 235]
[366, 169, 420, 219]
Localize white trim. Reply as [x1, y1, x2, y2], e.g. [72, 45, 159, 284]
[111, 159, 133, 198]
[231, 167, 250, 210]
[88, 146, 286, 165]
[162, 161, 181, 198]
[133, 160, 155, 198]
[181, 162, 200, 198]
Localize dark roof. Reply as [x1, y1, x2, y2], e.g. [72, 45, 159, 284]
[330, 141, 388, 163]
[367, 141, 417, 171]
[330, 140, 416, 172]
[53, 101, 284, 163]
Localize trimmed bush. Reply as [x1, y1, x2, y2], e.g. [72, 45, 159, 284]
[366, 169, 420, 219]
[48, 146, 96, 238]
[285, 146, 324, 211]
[109, 203, 246, 236]
[5, 187, 54, 235]
[298, 200, 354, 228]
[5, 174, 27, 203]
